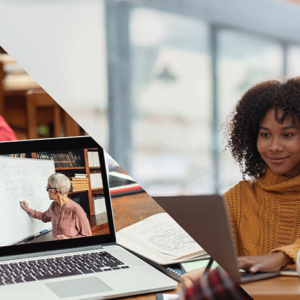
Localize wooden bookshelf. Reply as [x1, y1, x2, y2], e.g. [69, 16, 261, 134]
[84, 148, 104, 215]
[32, 149, 108, 236]
[56, 167, 85, 171]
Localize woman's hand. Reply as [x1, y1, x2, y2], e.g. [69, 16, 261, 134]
[181, 267, 206, 290]
[237, 251, 293, 273]
[56, 235, 70, 240]
[20, 201, 30, 212]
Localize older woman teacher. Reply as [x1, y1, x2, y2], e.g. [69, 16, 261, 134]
[21, 173, 92, 240]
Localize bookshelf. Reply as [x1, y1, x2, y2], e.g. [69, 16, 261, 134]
[0, 52, 82, 140]
[83, 148, 104, 215]
[32, 149, 107, 235]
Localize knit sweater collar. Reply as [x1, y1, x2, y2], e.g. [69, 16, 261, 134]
[257, 167, 300, 198]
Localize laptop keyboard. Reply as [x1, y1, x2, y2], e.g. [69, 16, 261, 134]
[0, 251, 129, 285]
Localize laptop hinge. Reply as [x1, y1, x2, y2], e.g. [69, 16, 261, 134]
[0, 244, 109, 262]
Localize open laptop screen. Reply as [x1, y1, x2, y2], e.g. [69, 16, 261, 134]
[0, 136, 116, 258]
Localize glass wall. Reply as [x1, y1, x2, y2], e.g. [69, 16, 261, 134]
[287, 45, 300, 78]
[130, 8, 213, 195]
[128, 7, 292, 196]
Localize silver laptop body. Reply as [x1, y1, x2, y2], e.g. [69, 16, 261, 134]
[0, 137, 177, 300]
[154, 195, 280, 283]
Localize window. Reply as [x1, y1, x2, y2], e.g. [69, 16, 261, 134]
[130, 8, 212, 195]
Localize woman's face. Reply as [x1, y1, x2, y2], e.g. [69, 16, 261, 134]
[257, 108, 300, 178]
[47, 184, 58, 200]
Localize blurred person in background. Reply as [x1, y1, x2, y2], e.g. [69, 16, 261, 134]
[0, 115, 17, 141]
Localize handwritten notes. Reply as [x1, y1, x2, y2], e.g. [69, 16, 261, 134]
[116, 213, 207, 265]
[0, 156, 55, 246]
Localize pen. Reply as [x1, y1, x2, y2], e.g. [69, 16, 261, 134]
[202, 257, 214, 277]
[20, 201, 28, 208]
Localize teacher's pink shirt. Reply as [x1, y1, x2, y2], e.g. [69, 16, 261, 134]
[27, 200, 92, 240]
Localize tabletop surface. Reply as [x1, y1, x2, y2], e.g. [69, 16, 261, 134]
[240, 275, 300, 300]
[112, 192, 181, 300]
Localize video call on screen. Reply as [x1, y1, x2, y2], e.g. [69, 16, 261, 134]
[0, 148, 109, 247]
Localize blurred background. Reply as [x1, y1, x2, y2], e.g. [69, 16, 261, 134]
[1, 0, 300, 196]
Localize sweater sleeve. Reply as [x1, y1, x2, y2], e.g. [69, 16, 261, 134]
[270, 239, 300, 268]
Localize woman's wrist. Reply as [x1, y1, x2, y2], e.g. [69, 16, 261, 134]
[273, 251, 293, 268]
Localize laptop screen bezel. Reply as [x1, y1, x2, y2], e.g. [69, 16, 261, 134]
[0, 136, 116, 258]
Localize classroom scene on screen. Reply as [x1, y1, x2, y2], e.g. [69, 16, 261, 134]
[0, 148, 109, 247]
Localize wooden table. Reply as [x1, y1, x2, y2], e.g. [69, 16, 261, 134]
[111, 192, 181, 300]
[241, 276, 300, 300]
[112, 192, 300, 300]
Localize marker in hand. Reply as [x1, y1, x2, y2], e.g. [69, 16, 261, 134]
[20, 201, 28, 208]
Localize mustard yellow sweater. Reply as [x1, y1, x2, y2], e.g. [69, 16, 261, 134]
[223, 168, 300, 267]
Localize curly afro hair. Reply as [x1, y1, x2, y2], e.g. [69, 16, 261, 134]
[223, 77, 300, 179]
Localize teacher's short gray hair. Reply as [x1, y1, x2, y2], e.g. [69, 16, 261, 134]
[48, 173, 71, 196]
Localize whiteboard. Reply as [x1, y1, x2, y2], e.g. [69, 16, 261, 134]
[0, 156, 56, 246]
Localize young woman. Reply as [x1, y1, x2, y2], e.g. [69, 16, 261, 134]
[181, 77, 300, 294]
[21, 173, 92, 240]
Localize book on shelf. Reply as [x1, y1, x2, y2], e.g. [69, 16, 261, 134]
[70, 177, 90, 192]
[71, 186, 90, 192]
[52, 153, 66, 167]
[71, 181, 89, 185]
[50, 153, 61, 167]
[70, 177, 89, 182]
[90, 173, 103, 189]
[68, 151, 79, 167]
[71, 188, 89, 192]
[88, 151, 100, 168]
[15, 153, 26, 158]
[64, 153, 73, 167]
[116, 212, 208, 266]
[92, 195, 106, 215]
[36, 152, 54, 163]
[74, 173, 87, 178]
[0, 153, 26, 158]
[36, 151, 82, 168]
[72, 152, 82, 166]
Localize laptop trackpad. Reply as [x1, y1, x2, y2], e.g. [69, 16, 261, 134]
[45, 277, 113, 298]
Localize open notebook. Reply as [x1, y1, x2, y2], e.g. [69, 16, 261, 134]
[154, 195, 281, 283]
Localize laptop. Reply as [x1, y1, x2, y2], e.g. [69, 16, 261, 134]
[154, 195, 281, 283]
[0, 136, 177, 299]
